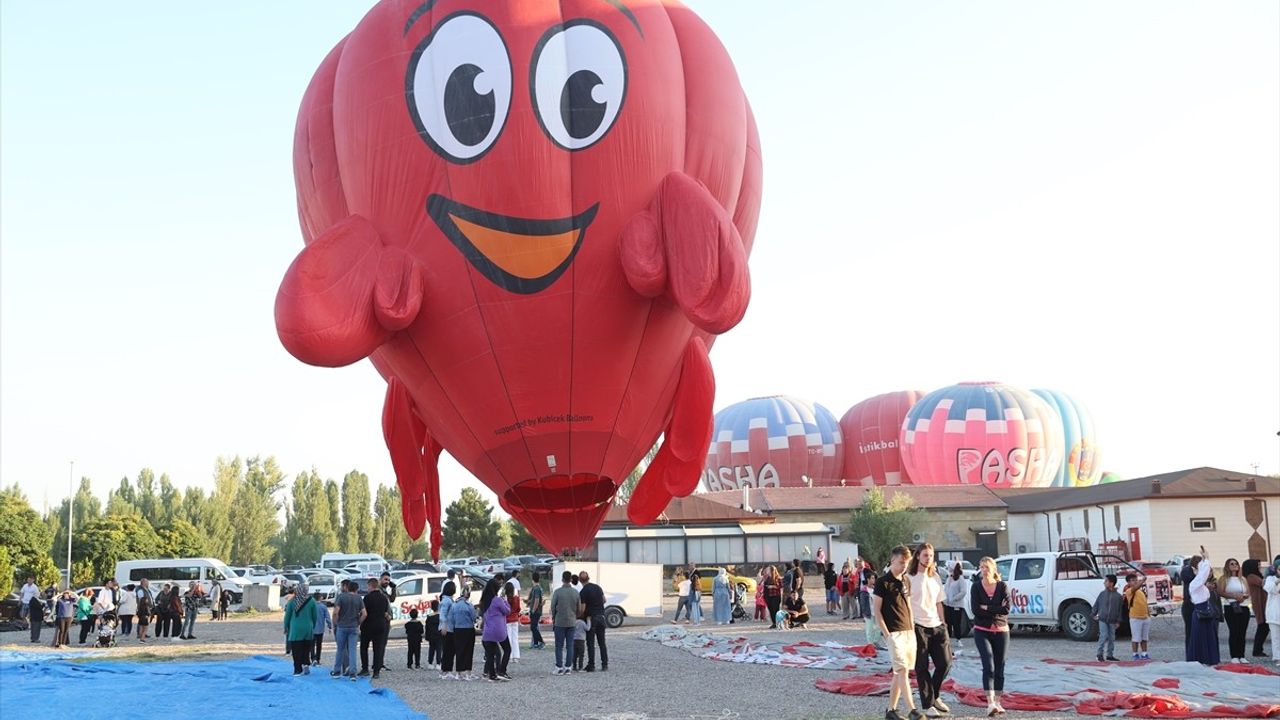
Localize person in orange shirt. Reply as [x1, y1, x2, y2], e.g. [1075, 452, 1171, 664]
[1124, 573, 1151, 660]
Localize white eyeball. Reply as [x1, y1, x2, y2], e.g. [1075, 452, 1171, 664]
[407, 13, 512, 163]
[531, 21, 627, 151]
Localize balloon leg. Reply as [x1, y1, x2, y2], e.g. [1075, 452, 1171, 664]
[382, 377, 444, 561]
[626, 338, 715, 525]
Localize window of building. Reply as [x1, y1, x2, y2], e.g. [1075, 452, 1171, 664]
[1189, 517, 1215, 532]
[598, 540, 627, 563]
[658, 539, 686, 565]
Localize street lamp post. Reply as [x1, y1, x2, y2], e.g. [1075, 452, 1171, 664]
[66, 461, 74, 590]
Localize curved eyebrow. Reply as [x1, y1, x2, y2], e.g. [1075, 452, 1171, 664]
[404, 0, 642, 39]
[404, 0, 438, 36]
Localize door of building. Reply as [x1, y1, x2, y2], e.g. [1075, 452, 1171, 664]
[1127, 527, 1142, 560]
[976, 531, 998, 559]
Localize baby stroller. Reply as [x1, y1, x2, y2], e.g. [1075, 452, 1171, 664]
[730, 586, 747, 622]
[96, 612, 118, 648]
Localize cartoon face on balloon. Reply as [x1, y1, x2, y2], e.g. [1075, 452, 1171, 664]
[276, 0, 762, 557]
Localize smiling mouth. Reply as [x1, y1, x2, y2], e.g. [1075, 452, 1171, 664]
[427, 194, 598, 295]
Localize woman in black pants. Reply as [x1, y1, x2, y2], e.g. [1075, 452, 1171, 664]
[1219, 558, 1251, 663]
[763, 566, 783, 628]
[970, 557, 1010, 716]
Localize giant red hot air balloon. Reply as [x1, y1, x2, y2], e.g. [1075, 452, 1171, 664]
[899, 382, 1063, 488]
[702, 396, 843, 490]
[839, 391, 925, 486]
[276, 0, 761, 557]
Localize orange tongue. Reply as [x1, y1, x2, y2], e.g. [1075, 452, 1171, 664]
[451, 214, 580, 279]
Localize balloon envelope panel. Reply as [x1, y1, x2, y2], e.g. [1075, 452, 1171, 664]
[839, 391, 925, 486]
[703, 396, 843, 490]
[1032, 389, 1102, 487]
[899, 382, 1063, 488]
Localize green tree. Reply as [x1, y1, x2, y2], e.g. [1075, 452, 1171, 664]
[157, 518, 206, 557]
[0, 485, 56, 585]
[73, 514, 162, 582]
[201, 457, 241, 561]
[341, 470, 374, 553]
[325, 480, 342, 537]
[135, 468, 158, 520]
[844, 488, 927, 569]
[51, 477, 102, 563]
[227, 456, 284, 564]
[506, 519, 544, 555]
[373, 484, 414, 559]
[442, 487, 502, 556]
[105, 476, 139, 516]
[406, 540, 431, 561]
[180, 486, 207, 527]
[614, 441, 661, 505]
[157, 473, 181, 526]
[279, 469, 339, 565]
[0, 546, 13, 595]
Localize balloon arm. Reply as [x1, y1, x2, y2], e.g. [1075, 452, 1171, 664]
[626, 338, 716, 525]
[275, 214, 425, 367]
[620, 172, 751, 334]
[382, 377, 444, 561]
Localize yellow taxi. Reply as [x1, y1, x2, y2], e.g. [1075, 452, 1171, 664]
[672, 567, 756, 596]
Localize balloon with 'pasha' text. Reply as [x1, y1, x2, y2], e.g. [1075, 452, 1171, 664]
[703, 396, 843, 490]
[1032, 389, 1102, 487]
[839, 390, 926, 486]
[275, 0, 761, 556]
[899, 382, 1064, 488]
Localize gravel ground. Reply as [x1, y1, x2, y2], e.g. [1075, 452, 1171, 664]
[2, 599, 1264, 720]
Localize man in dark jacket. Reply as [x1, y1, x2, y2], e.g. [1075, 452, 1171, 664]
[1180, 560, 1196, 660]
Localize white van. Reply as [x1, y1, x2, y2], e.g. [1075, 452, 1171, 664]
[115, 558, 247, 604]
[320, 552, 387, 573]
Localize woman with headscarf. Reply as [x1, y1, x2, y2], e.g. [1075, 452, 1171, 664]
[712, 569, 732, 625]
[1243, 559, 1270, 659]
[282, 582, 317, 676]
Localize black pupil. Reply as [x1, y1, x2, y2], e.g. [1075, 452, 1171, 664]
[559, 70, 606, 140]
[444, 63, 495, 146]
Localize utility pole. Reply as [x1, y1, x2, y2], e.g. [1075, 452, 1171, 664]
[65, 461, 74, 590]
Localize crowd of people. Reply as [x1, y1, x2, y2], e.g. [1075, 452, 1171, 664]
[285, 568, 612, 683]
[18, 575, 223, 647]
[1176, 549, 1280, 666]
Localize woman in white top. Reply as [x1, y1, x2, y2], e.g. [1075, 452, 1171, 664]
[117, 584, 138, 637]
[1186, 549, 1220, 665]
[1263, 558, 1280, 665]
[944, 561, 972, 655]
[1219, 558, 1250, 663]
[908, 543, 952, 715]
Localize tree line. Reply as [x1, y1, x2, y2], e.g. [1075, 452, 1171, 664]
[0, 455, 547, 594]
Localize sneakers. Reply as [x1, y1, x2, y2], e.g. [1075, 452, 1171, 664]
[885, 710, 903, 720]
[933, 699, 951, 714]
[1132, 653, 1141, 660]
[908, 709, 925, 720]
[552, 667, 565, 676]
[497, 673, 511, 681]
[1105, 656, 1119, 661]
[1140, 653, 1150, 660]
[584, 665, 596, 672]
[1096, 655, 1104, 662]
[330, 671, 342, 678]
[924, 708, 941, 717]
[303, 666, 311, 675]
[371, 672, 380, 680]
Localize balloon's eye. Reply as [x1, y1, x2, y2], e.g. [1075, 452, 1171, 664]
[531, 21, 627, 151]
[407, 13, 512, 163]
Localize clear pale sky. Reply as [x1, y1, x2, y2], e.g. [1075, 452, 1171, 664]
[2, 1, 1277, 515]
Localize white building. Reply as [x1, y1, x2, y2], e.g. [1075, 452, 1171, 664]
[998, 468, 1278, 564]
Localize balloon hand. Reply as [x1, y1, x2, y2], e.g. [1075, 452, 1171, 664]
[620, 172, 750, 334]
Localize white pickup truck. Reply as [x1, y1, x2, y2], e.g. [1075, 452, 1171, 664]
[996, 551, 1175, 641]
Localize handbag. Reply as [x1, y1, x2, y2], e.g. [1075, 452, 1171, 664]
[1193, 601, 1221, 622]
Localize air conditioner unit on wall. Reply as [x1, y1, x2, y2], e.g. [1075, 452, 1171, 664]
[1016, 543, 1029, 553]
[912, 532, 924, 543]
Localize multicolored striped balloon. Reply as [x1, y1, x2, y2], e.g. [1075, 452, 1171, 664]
[839, 391, 926, 486]
[899, 382, 1064, 488]
[1032, 389, 1102, 487]
[703, 395, 843, 490]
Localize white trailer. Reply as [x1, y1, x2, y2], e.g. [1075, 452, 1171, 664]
[829, 539, 860, 569]
[551, 561, 663, 628]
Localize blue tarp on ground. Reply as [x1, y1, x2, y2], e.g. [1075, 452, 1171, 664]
[0, 652, 426, 719]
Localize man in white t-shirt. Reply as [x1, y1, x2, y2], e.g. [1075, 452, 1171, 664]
[908, 544, 953, 717]
[19, 577, 40, 626]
